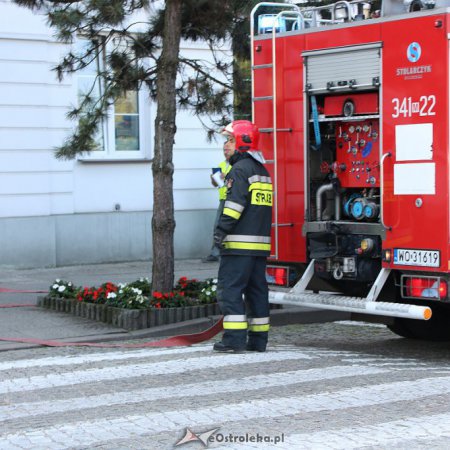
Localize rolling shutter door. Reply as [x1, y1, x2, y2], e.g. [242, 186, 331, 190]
[304, 44, 381, 93]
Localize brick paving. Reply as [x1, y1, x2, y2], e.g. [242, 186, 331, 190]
[1, 321, 450, 449]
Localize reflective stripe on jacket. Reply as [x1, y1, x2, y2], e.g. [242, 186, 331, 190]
[218, 160, 231, 201]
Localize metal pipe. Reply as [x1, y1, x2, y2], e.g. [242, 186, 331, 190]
[380, 152, 392, 231]
[332, 1, 353, 20]
[316, 183, 341, 221]
[269, 291, 432, 320]
[316, 183, 334, 221]
[335, 189, 341, 221]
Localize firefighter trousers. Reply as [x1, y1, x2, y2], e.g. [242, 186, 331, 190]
[217, 255, 270, 351]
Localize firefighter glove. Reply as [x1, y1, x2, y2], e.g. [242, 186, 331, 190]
[213, 230, 226, 249]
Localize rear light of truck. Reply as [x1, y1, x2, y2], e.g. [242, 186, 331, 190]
[382, 249, 392, 263]
[401, 275, 447, 300]
[266, 266, 290, 287]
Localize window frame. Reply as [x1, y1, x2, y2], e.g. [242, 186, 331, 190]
[75, 37, 153, 163]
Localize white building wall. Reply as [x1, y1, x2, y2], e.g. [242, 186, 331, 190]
[0, 0, 225, 267]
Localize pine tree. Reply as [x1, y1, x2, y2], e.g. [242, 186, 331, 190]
[13, 0, 261, 291]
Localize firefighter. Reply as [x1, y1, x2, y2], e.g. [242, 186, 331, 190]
[213, 120, 273, 353]
[202, 143, 233, 262]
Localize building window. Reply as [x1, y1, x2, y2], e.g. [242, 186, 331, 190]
[76, 40, 105, 152]
[75, 38, 152, 161]
[113, 90, 140, 151]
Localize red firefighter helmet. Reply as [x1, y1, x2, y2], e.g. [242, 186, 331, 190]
[222, 120, 260, 152]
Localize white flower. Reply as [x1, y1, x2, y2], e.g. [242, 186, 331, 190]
[52, 284, 59, 290]
[118, 283, 127, 288]
[55, 279, 61, 283]
[119, 290, 123, 294]
[212, 285, 217, 292]
[213, 279, 218, 284]
[107, 292, 117, 299]
[139, 278, 144, 282]
[58, 285, 66, 293]
[68, 282, 72, 287]
[206, 290, 211, 296]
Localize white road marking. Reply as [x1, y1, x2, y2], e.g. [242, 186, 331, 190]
[0, 350, 315, 394]
[2, 376, 450, 449]
[229, 412, 450, 449]
[0, 345, 211, 371]
[0, 365, 388, 421]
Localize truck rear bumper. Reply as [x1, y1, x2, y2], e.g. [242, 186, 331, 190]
[269, 290, 432, 320]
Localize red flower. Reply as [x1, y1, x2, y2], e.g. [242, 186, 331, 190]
[106, 283, 117, 292]
[153, 291, 163, 299]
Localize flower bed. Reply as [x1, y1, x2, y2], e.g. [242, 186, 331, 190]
[37, 277, 221, 331]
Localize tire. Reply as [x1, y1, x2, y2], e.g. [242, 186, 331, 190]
[387, 321, 416, 339]
[331, 280, 371, 298]
[387, 303, 450, 341]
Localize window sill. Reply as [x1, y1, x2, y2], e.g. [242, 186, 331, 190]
[78, 157, 153, 164]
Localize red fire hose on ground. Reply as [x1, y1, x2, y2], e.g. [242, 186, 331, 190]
[0, 287, 48, 293]
[0, 287, 224, 348]
[0, 317, 224, 348]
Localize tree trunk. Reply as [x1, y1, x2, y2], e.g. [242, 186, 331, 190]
[152, 0, 182, 293]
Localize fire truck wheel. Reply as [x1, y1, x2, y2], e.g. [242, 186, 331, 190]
[387, 321, 416, 339]
[331, 280, 371, 298]
[388, 304, 450, 341]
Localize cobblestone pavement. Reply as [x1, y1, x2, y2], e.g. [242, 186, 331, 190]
[1, 321, 450, 449]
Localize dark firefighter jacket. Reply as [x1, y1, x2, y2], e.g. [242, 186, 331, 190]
[215, 152, 273, 257]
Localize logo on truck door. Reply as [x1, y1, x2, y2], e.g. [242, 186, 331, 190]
[396, 42, 431, 80]
[407, 42, 421, 63]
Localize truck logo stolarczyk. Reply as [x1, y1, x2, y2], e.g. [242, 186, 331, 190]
[407, 42, 421, 62]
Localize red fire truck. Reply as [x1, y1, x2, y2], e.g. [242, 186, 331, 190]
[251, 0, 450, 340]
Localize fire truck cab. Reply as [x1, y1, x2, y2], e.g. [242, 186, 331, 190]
[251, 0, 450, 340]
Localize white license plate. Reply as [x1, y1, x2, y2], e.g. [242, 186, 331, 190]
[393, 248, 440, 268]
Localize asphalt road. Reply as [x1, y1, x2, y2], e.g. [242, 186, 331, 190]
[1, 320, 450, 449]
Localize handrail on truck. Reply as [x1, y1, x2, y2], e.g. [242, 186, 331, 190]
[250, 2, 302, 260]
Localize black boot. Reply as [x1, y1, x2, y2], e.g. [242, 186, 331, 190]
[246, 343, 266, 352]
[213, 342, 245, 353]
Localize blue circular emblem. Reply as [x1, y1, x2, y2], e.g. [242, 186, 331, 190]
[407, 42, 421, 63]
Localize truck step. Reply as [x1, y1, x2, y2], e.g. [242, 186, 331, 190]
[269, 291, 432, 321]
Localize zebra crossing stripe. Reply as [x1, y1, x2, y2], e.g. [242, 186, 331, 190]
[0, 365, 389, 421]
[2, 376, 450, 449]
[0, 350, 315, 394]
[0, 345, 361, 372]
[0, 345, 211, 371]
[230, 412, 450, 449]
